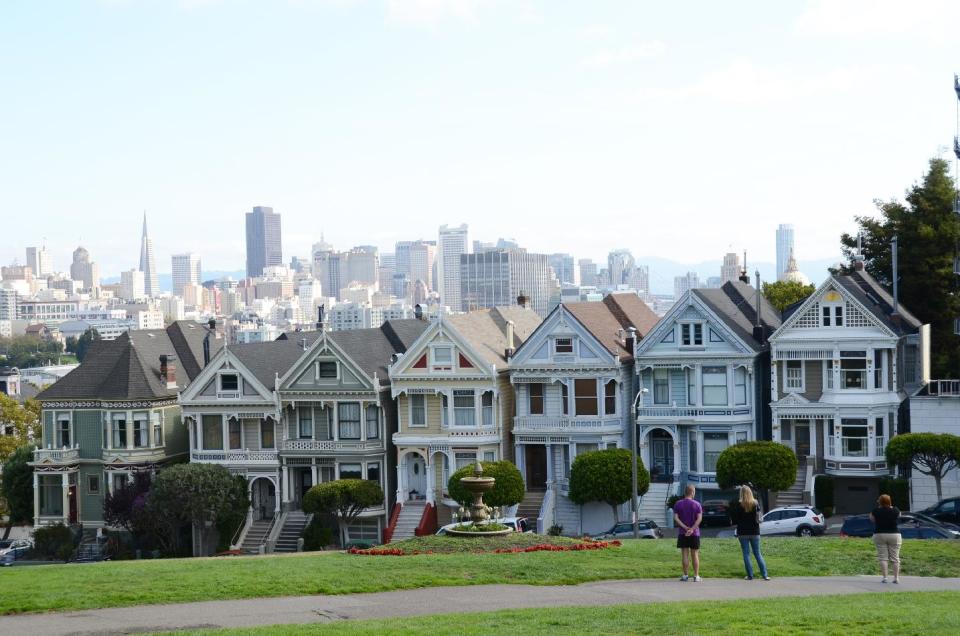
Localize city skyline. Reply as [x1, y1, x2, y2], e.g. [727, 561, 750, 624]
[2, 2, 956, 276]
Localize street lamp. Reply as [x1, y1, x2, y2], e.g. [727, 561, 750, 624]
[631, 386, 649, 539]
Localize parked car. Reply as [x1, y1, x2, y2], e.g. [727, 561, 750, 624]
[701, 500, 733, 527]
[840, 512, 960, 538]
[435, 517, 530, 536]
[921, 497, 960, 525]
[596, 520, 663, 540]
[0, 539, 32, 556]
[898, 524, 958, 540]
[0, 545, 32, 566]
[901, 512, 960, 537]
[760, 506, 826, 536]
[839, 514, 875, 538]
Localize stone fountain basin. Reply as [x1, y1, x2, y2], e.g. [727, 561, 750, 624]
[445, 524, 513, 538]
[459, 477, 495, 493]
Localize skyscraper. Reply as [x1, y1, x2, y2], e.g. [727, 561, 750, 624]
[776, 224, 795, 281]
[245, 206, 283, 277]
[139, 213, 159, 297]
[70, 246, 100, 291]
[673, 271, 700, 299]
[121, 269, 146, 301]
[438, 224, 469, 310]
[171, 253, 202, 297]
[25, 246, 52, 277]
[607, 249, 635, 288]
[408, 240, 437, 291]
[548, 253, 576, 285]
[578, 259, 598, 287]
[460, 249, 553, 316]
[721, 252, 741, 284]
[346, 246, 379, 286]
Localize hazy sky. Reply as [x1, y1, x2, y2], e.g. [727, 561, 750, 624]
[1, 0, 958, 278]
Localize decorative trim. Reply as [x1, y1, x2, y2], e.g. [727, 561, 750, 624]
[42, 399, 178, 409]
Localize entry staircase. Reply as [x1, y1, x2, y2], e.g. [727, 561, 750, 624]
[775, 459, 807, 508]
[639, 481, 672, 527]
[391, 501, 426, 541]
[74, 528, 105, 563]
[516, 489, 546, 525]
[274, 511, 311, 553]
[239, 519, 273, 555]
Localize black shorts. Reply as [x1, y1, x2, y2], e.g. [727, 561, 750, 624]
[677, 534, 701, 550]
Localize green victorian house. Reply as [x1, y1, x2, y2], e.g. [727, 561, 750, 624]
[31, 321, 220, 527]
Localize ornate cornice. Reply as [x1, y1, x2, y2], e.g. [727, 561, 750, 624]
[42, 399, 178, 409]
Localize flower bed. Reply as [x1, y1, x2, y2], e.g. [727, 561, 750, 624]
[348, 536, 622, 556]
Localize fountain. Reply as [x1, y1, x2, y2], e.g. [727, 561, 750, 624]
[444, 462, 513, 537]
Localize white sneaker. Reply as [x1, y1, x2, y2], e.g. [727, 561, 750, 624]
[694, 576, 703, 582]
[680, 575, 689, 582]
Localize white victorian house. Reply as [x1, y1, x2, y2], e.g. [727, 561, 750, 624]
[508, 293, 658, 535]
[769, 264, 927, 513]
[634, 281, 780, 520]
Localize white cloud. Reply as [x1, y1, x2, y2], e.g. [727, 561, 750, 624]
[577, 41, 665, 69]
[385, 0, 490, 25]
[795, 0, 959, 41]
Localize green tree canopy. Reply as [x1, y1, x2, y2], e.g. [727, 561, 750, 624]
[447, 460, 525, 509]
[0, 395, 39, 462]
[568, 448, 649, 522]
[762, 280, 816, 312]
[1, 444, 36, 540]
[715, 441, 797, 492]
[0, 336, 64, 368]
[303, 479, 384, 547]
[886, 433, 960, 501]
[75, 328, 101, 362]
[840, 157, 960, 376]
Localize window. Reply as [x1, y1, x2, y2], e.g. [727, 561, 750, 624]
[703, 432, 728, 472]
[555, 337, 574, 354]
[681, 323, 703, 346]
[835, 305, 844, 326]
[112, 414, 128, 449]
[874, 350, 884, 389]
[826, 360, 835, 389]
[781, 420, 792, 441]
[133, 415, 149, 448]
[409, 394, 426, 427]
[687, 369, 696, 406]
[365, 405, 379, 439]
[153, 418, 163, 447]
[219, 373, 238, 393]
[574, 378, 598, 415]
[483, 451, 496, 462]
[528, 383, 544, 415]
[481, 391, 494, 426]
[822, 304, 843, 326]
[455, 452, 476, 470]
[57, 415, 70, 448]
[736, 431, 748, 444]
[840, 358, 867, 389]
[785, 361, 803, 391]
[367, 462, 381, 485]
[604, 380, 617, 414]
[338, 403, 361, 439]
[112, 473, 129, 492]
[315, 408, 331, 440]
[432, 346, 453, 366]
[454, 390, 476, 426]
[688, 431, 698, 472]
[260, 420, 275, 449]
[841, 419, 868, 457]
[318, 361, 337, 378]
[702, 366, 728, 406]
[298, 408, 313, 439]
[653, 369, 669, 405]
[734, 368, 747, 405]
[87, 474, 100, 495]
[561, 382, 569, 415]
[202, 414, 222, 450]
[441, 394, 449, 427]
[339, 463, 362, 479]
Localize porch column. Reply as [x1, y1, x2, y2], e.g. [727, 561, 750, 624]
[810, 419, 818, 461]
[515, 443, 525, 484]
[672, 441, 681, 481]
[281, 465, 290, 503]
[61, 472, 70, 525]
[545, 444, 554, 484]
[311, 463, 318, 487]
[274, 477, 281, 513]
[425, 456, 435, 505]
[396, 460, 405, 502]
[221, 415, 229, 452]
[126, 412, 134, 450]
[638, 427, 650, 471]
[186, 418, 193, 452]
[105, 417, 112, 450]
[33, 471, 39, 526]
[332, 402, 339, 441]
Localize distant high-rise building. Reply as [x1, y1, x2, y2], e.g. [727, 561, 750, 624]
[776, 224, 796, 281]
[25, 246, 52, 277]
[378, 253, 396, 296]
[70, 246, 100, 291]
[139, 213, 159, 297]
[460, 249, 553, 316]
[674, 271, 700, 298]
[438, 224, 469, 310]
[121, 269, 146, 301]
[706, 276, 722, 288]
[0, 289, 18, 321]
[628, 265, 650, 295]
[548, 253, 576, 285]
[578, 259, 598, 287]
[408, 241, 437, 291]
[721, 252, 741, 284]
[346, 246, 379, 286]
[312, 244, 346, 301]
[171, 253, 202, 297]
[245, 206, 283, 277]
[607, 249, 635, 288]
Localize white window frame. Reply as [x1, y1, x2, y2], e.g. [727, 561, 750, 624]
[554, 337, 574, 354]
[132, 412, 150, 449]
[679, 322, 704, 348]
[653, 369, 669, 405]
[453, 390, 477, 427]
[315, 360, 339, 380]
[218, 372, 240, 396]
[822, 302, 843, 327]
[734, 367, 748, 405]
[784, 360, 804, 392]
[408, 394, 427, 428]
[701, 366, 728, 406]
[430, 345, 454, 370]
[55, 412, 72, 449]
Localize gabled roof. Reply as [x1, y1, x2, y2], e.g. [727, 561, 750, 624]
[564, 293, 660, 360]
[38, 321, 221, 402]
[328, 319, 430, 386]
[228, 332, 323, 390]
[834, 269, 922, 335]
[692, 281, 782, 352]
[444, 306, 542, 366]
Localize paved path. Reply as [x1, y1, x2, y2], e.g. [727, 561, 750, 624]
[3, 576, 959, 635]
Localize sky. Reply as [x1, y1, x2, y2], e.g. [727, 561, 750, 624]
[1, 0, 958, 281]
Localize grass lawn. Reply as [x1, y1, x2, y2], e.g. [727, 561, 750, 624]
[0, 537, 958, 615]
[175, 591, 960, 635]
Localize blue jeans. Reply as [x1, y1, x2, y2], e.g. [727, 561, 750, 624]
[739, 536, 768, 578]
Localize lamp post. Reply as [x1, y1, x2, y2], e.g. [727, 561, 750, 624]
[631, 386, 649, 539]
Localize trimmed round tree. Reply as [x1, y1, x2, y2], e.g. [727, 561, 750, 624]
[447, 460, 525, 510]
[568, 448, 650, 522]
[886, 433, 960, 501]
[715, 441, 798, 494]
[303, 479, 384, 547]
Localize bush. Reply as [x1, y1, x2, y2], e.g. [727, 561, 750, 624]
[568, 448, 649, 520]
[814, 474, 834, 509]
[302, 517, 334, 551]
[447, 461, 525, 508]
[303, 479, 384, 547]
[666, 495, 683, 509]
[547, 524, 564, 536]
[33, 523, 75, 560]
[879, 477, 909, 511]
[716, 441, 798, 492]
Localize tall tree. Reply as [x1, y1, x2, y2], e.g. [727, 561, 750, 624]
[303, 479, 384, 547]
[886, 433, 960, 501]
[762, 280, 816, 312]
[0, 395, 40, 462]
[840, 157, 960, 377]
[1, 444, 36, 540]
[75, 327, 101, 362]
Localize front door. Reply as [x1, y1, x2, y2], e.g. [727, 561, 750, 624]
[525, 445, 548, 490]
[68, 485, 78, 525]
[795, 424, 811, 457]
[651, 433, 674, 481]
[299, 470, 313, 504]
[407, 456, 426, 499]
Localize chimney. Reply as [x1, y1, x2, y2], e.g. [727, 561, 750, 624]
[517, 292, 528, 309]
[853, 232, 866, 271]
[625, 326, 637, 355]
[300, 337, 308, 351]
[415, 304, 424, 320]
[738, 250, 751, 285]
[316, 305, 325, 331]
[159, 354, 177, 390]
[504, 320, 516, 359]
[752, 270, 765, 344]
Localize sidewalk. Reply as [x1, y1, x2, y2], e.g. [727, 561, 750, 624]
[1, 576, 959, 635]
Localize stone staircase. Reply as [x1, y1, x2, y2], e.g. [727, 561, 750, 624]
[239, 519, 273, 555]
[391, 501, 426, 541]
[639, 482, 671, 527]
[516, 489, 546, 525]
[776, 461, 807, 508]
[274, 511, 311, 553]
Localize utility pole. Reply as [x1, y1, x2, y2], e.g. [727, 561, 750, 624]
[631, 387, 649, 539]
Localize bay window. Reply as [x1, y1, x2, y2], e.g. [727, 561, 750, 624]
[133, 414, 149, 448]
[873, 350, 884, 389]
[113, 414, 128, 449]
[702, 367, 728, 406]
[841, 419, 868, 457]
[228, 418, 241, 450]
[338, 403, 361, 439]
[839, 352, 867, 389]
[653, 369, 669, 405]
[688, 431, 698, 472]
[455, 452, 476, 470]
[574, 378, 598, 415]
[703, 432, 728, 472]
[56, 415, 71, 448]
[409, 394, 426, 427]
[453, 390, 476, 426]
[604, 380, 617, 415]
[365, 405, 379, 439]
[734, 367, 747, 405]
[367, 462, 381, 485]
[785, 360, 803, 391]
[153, 418, 163, 447]
[315, 408, 332, 440]
[687, 369, 696, 406]
[298, 408, 313, 439]
[481, 391, 494, 426]
[201, 414, 222, 450]
[339, 463, 362, 480]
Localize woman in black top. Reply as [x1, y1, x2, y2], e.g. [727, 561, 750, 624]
[869, 494, 901, 583]
[731, 485, 769, 580]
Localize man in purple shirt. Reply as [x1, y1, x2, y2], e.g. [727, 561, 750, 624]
[673, 485, 703, 582]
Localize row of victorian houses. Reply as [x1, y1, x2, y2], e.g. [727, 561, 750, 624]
[29, 259, 930, 549]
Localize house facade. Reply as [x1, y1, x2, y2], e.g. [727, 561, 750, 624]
[32, 321, 219, 527]
[769, 265, 927, 513]
[634, 281, 780, 512]
[508, 293, 659, 535]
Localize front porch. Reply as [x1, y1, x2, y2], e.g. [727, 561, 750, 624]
[32, 470, 78, 527]
[773, 412, 892, 476]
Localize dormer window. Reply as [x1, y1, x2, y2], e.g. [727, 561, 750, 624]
[219, 373, 239, 392]
[555, 338, 574, 354]
[821, 291, 844, 326]
[431, 346, 454, 371]
[317, 361, 337, 378]
[680, 323, 703, 347]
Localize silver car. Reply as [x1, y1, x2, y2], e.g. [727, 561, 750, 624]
[597, 520, 663, 539]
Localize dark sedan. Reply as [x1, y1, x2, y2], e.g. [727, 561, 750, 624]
[701, 500, 733, 527]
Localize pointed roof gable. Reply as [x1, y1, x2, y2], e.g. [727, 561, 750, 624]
[328, 319, 430, 385]
[444, 306, 542, 366]
[692, 281, 781, 352]
[228, 333, 323, 390]
[564, 293, 660, 360]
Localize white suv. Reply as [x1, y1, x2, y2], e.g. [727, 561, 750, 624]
[760, 506, 826, 537]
